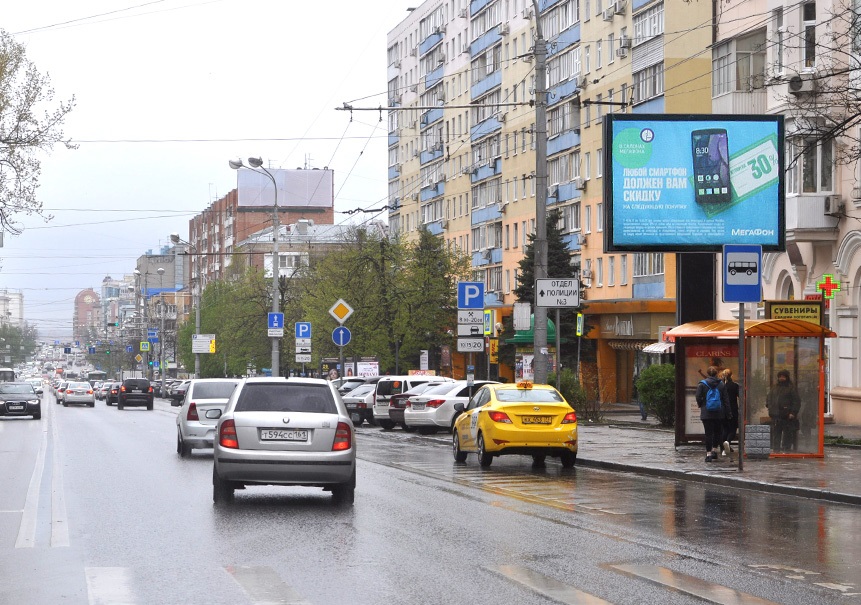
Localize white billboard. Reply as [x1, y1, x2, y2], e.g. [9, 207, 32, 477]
[236, 168, 334, 208]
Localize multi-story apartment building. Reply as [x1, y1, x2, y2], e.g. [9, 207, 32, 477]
[712, 0, 861, 424]
[188, 169, 336, 289]
[388, 0, 712, 401]
[0, 289, 24, 327]
[72, 289, 101, 343]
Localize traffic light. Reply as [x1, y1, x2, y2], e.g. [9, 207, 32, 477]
[108, 322, 118, 327]
[105, 350, 110, 355]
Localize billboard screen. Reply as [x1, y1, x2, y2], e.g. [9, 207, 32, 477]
[603, 114, 784, 253]
[236, 168, 334, 208]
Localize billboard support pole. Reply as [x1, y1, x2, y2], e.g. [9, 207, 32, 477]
[738, 303, 745, 472]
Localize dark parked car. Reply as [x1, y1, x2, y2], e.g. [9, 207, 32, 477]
[0, 382, 41, 420]
[104, 382, 121, 406]
[169, 379, 191, 405]
[118, 378, 154, 410]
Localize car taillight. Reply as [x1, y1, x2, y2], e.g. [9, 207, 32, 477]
[562, 411, 577, 424]
[488, 411, 512, 423]
[120, 385, 127, 392]
[148, 386, 153, 393]
[219, 420, 238, 449]
[332, 422, 352, 451]
[87, 389, 93, 394]
[187, 402, 199, 421]
[426, 399, 446, 408]
[357, 402, 366, 409]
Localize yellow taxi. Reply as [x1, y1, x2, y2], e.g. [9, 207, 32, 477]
[451, 381, 577, 468]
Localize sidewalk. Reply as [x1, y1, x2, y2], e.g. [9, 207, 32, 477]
[577, 406, 861, 506]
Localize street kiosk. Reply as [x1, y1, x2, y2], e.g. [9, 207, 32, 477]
[667, 319, 836, 458]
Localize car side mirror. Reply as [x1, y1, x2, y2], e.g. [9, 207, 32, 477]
[205, 409, 222, 419]
[453, 402, 465, 414]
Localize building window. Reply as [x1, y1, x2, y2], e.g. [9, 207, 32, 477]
[773, 8, 785, 75]
[633, 252, 665, 276]
[584, 205, 592, 234]
[633, 3, 664, 44]
[596, 258, 604, 287]
[633, 63, 664, 104]
[596, 202, 603, 231]
[788, 137, 834, 194]
[803, 2, 816, 69]
[620, 254, 628, 285]
[608, 256, 615, 286]
[513, 222, 519, 248]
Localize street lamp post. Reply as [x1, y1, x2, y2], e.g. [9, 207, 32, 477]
[170, 233, 201, 379]
[157, 266, 166, 396]
[229, 157, 280, 377]
[133, 269, 150, 379]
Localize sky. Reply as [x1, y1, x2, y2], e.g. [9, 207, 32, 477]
[1, 0, 415, 341]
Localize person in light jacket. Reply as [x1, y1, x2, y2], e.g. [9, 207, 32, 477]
[696, 365, 729, 462]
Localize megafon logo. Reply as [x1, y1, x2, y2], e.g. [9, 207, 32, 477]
[731, 229, 775, 236]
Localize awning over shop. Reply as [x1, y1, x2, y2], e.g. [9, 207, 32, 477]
[642, 341, 675, 354]
[607, 340, 654, 350]
[666, 319, 837, 339]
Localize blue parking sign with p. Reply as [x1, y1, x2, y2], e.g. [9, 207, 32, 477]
[457, 282, 484, 309]
[295, 322, 312, 339]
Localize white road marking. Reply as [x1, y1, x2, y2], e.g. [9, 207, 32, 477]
[14, 413, 48, 548]
[611, 564, 781, 604]
[86, 567, 136, 605]
[488, 564, 615, 604]
[225, 565, 311, 605]
[50, 401, 69, 547]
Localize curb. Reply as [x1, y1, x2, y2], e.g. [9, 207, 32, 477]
[576, 457, 861, 506]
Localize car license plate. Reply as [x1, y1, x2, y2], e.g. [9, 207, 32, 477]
[411, 403, 425, 410]
[8, 404, 24, 411]
[521, 416, 552, 424]
[259, 428, 309, 441]
[132, 388, 141, 393]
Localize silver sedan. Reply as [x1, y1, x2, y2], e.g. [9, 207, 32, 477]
[211, 377, 356, 505]
[62, 381, 95, 407]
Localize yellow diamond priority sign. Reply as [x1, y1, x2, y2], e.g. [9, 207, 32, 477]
[328, 299, 354, 324]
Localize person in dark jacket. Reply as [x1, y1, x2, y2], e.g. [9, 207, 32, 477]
[767, 369, 801, 452]
[720, 368, 740, 456]
[696, 365, 730, 462]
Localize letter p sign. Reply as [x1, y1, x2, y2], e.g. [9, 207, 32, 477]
[457, 281, 485, 309]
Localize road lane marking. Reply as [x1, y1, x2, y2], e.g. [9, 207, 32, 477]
[86, 567, 136, 605]
[611, 564, 781, 604]
[488, 565, 614, 604]
[225, 565, 311, 605]
[51, 400, 70, 547]
[14, 412, 48, 548]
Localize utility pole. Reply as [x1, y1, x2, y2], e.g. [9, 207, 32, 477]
[532, 0, 549, 384]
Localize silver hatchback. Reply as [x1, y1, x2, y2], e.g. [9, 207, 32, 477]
[63, 381, 95, 407]
[176, 378, 240, 457]
[211, 377, 356, 504]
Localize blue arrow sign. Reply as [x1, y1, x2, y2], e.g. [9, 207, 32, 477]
[332, 326, 352, 347]
[126, 346, 133, 353]
[268, 312, 284, 329]
[295, 322, 312, 339]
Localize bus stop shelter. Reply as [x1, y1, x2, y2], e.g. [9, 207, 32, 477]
[666, 319, 836, 458]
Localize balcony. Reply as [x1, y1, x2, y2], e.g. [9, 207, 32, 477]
[712, 89, 766, 115]
[471, 202, 505, 224]
[420, 179, 445, 203]
[420, 145, 444, 165]
[420, 30, 445, 56]
[470, 114, 503, 141]
[785, 195, 840, 242]
[425, 64, 444, 89]
[388, 165, 400, 181]
[420, 107, 444, 129]
[547, 129, 581, 156]
[547, 180, 583, 204]
[471, 69, 501, 99]
[388, 131, 399, 147]
[548, 76, 581, 108]
[469, 24, 503, 57]
[546, 22, 580, 57]
[471, 157, 502, 183]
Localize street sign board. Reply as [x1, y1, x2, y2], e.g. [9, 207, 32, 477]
[723, 244, 762, 303]
[457, 324, 483, 336]
[576, 313, 584, 337]
[332, 326, 352, 347]
[268, 312, 285, 337]
[140, 341, 150, 352]
[295, 354, 312, 363]
[457, 310, 484, 325]
[484, 310, 493, 335]
[135, 354, 143, 363]
[457, 338, 485, 352]
[147, 329, 158, 337]
[126, 345, 133, 353]
[192, 333, 216, 354]
[329, 300, 354, 324]
[295, 322, 312, 339]
[295, 346, 312, 354]
[535, 278, 580, 308]
[88, 347, 96, 354]
[457, 282, 484, 309]
[295, 338, 311, 347]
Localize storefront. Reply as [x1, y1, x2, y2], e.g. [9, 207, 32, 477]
[667, 319, 836, 458]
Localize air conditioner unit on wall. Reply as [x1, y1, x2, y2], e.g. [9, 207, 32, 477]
[581, 268, 592, 279]
[825, 194, 843, 215]
[787, 73, 817, 95]
[522, 6, 534, 18]
[615, 0, 627, 14]
[619, 35, 632, 49]
[573, 177, 586, 190]
[410, 48, 417, 56]
[500, 24, 510, 35]
[576, 233, 587, 245]
[602, 7, 615, 21]
[459, 8, 468, 18]
[616, 47, 628, 59]
[577, 75, 589, 89]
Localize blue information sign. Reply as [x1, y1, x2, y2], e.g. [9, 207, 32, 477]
[295, 322, 312, 339]
[332, 326, 352, 347]
[723, 244, 763, 303]
[457, 282, 484, 309]
[268, 313, 285, 329]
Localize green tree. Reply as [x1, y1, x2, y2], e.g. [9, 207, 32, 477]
[0, 30, 75, 233]
[0, 322, 39, 365]
[636, 363, 676, 427]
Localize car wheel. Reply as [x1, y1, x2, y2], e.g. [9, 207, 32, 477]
[418, 426, 437, 435]
[146, 402, 153, 410]
[477, 433, 493, 468]
[331, 469, 356, 505]
[32, 413, 41, 420]
[212, 467, 234, 504]
[88, 402, 95, 407]
[117, 402, 124, 410]
[532, 454, 547, 467]
[452, 431, 467, 463]
[62, 401, 68, 407]
[177, 430, 192, 457]
[379, 420, 395, 430]
[401, 423, 416, 432]
[560, 451, 577, 468]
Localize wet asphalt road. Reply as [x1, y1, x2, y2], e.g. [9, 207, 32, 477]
[1, 393, 859, 605]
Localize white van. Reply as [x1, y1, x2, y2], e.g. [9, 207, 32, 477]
[373, 375, 454, 429]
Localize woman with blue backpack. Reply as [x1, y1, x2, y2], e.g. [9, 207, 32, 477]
[696, 365, 730, 462]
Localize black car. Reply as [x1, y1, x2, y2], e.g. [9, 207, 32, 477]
[0, 382, 41, 420]
[104, 382, 121, 406]
[169, 380, 191, 406]
[118, 378, 154, 410]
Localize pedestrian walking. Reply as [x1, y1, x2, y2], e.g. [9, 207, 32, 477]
[767, 369, 801, 452]
[696, 365, 730, 462]
[720, 368, 740, 457]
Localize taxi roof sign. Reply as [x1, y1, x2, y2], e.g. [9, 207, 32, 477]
[516, 380, 533, 389]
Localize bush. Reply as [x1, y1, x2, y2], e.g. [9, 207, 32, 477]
[548, 368, 595, 421]
[636, 363, 675, 427]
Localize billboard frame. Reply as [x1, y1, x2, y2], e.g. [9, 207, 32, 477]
[603, 114, 785, 254]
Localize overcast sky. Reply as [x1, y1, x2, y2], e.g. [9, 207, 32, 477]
[2, 0, 413, 341]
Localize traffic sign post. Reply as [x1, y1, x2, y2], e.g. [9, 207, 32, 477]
[192, 334, 217, 354]
[329, 300, 354, 324]
[535, 278, 580, 308]
[457, 282, 484, 309]
[268, 313, 285, 337]
[332, 326, 352, 347]
[295, 322, 312, 339]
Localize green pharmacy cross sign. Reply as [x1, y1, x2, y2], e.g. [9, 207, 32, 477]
[817, 274, 841, 299]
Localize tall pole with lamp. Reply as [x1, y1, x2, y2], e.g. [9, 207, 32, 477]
[133, 269, 150, 379]
[170, 233, 201, 379]
[229, 157, 280, 377]
[157, 266, 166, 396]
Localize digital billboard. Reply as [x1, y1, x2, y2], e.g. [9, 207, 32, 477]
[236, 168, 334, 208]
[603, 114, 784, 253]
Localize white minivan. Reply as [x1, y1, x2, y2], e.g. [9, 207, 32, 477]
[372, 375, 454, 429]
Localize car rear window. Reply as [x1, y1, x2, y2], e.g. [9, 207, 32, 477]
[192, 381, 238, 399]
[124, 379, 150, 390]
[495, 388, 564, 403]
[375, 380, 404, 397]
[235, 383, 337, 414]
[69, 382, 90, 389]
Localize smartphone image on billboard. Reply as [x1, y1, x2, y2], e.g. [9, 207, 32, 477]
[691, 128, 732, 206]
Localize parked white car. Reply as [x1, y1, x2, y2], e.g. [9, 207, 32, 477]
[341, 383, 376, 426]
[403, 380, 499, 432]
[372, 375, 454, 429]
